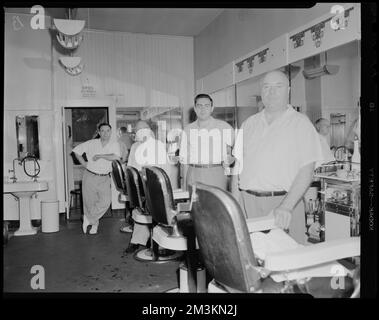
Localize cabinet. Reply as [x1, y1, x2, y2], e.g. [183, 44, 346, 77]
[314, 161, 360, 242]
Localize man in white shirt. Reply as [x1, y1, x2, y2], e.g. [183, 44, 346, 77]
[314, 118, 335, 167]
[125, 121, 172, 253]
[179, 94, 235, 191]
[72, 123, 121, 235]
[232, 70, 323, 244]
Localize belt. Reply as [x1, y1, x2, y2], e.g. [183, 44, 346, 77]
[240, 189, 287, 197]
[189, 164, 222, 168]
[86, 169, 110, 177]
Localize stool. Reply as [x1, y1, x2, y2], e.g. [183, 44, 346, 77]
[69, 187, 83, 216]
[70, 189, 81, 208]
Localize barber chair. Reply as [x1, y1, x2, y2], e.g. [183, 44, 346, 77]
[123, 166, 159, 261]
[190, 183, 360, 297]
[111, 160, 128, 203]
[143, 166, 206, 293]
[111, 160, 130, 231]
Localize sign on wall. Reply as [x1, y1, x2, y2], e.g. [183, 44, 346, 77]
[288, 3, 361, 64]
[233, 34, 288, 84]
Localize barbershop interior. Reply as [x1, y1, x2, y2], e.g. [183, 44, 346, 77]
[4, 4, 364, 297]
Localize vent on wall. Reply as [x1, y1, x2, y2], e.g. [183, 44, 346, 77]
[303, 52, 339, 79]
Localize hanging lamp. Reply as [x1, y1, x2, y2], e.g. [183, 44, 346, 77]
[59, 56, 84, 76]
[53, 9, 85, 49]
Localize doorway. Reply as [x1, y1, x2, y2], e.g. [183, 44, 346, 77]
[62, 107, 109, 219]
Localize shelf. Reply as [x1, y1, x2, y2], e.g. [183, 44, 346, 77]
[314, 173, 360, 183]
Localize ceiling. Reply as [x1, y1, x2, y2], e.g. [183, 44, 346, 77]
[5, 7, 224, 36]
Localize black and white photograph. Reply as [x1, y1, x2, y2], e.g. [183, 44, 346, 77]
[2, 3, 377, 304]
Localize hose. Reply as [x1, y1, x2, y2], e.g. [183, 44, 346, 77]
[21, 155, 41, 178]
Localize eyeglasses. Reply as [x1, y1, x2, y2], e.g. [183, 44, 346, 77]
[262, 84, 286, 91]
[195, 104, 212, 109]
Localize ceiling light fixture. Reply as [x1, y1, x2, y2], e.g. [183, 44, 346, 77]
[59, 56, 84, 76]
[54, 18, 85, 49]
[54, 8, 85, 76]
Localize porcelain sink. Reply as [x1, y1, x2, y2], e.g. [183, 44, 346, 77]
[4, 181, 48, 196]
[3, 180, 49, 236]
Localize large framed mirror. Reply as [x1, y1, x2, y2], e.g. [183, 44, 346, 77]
[15, 115, 40, 159]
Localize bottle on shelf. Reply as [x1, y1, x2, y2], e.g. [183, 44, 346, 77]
[351, 137, 360, 171]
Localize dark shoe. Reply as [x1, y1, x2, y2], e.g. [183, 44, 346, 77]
[125, 243, 141, 254]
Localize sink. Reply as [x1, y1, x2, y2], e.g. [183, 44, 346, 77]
[3, 180, 49, 236]
[4, 181, 48, 196]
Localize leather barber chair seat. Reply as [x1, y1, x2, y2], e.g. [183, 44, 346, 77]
[143, 166, 205, 293]
[124, 166, 156, 261]
[190, 183, 360, 297]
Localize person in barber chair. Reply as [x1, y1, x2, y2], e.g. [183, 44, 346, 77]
[72, 123, 121, 235]
[232, 70, 323, 244]
[179, 93, 235, 191]
[124, 120, 172, 253]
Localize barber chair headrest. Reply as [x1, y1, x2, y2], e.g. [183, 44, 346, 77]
[125, 166, 145, 210]
[111, 160, 126, 194]
[143, 166, 177, 227]
[190, 183, 261, 293]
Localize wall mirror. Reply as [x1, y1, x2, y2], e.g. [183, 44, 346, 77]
[15, 115, 40, 159]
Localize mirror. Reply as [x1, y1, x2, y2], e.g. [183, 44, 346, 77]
[16, 115, 40, 159]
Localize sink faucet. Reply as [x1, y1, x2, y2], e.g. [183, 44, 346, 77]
[9, 158, 22, 183]
[21, 155, 40, 182]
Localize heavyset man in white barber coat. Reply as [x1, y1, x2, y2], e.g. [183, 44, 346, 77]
[232, 70, 323, 244]
[125, 121, 172, 253]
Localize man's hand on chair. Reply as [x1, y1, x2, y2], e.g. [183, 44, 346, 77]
[273, 206, 292, 230]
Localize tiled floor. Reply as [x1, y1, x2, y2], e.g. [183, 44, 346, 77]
[3, 214, 181, 293]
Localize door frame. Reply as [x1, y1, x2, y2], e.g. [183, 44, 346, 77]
[60, 101, 117, 219]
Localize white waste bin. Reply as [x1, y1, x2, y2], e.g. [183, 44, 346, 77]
[41, 200, 59, 233]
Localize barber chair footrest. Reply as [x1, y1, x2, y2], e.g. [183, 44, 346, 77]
[132, 210, 152, 224]
[134, 248, 182, 263]
[153, 226, 197, 251]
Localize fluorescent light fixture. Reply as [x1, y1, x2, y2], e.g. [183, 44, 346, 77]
[302, 65, 339, 79]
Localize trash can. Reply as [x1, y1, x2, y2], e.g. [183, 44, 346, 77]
[41, 200, 59, 233]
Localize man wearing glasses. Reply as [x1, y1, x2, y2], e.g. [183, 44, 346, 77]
[179, 93, 235, 191]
